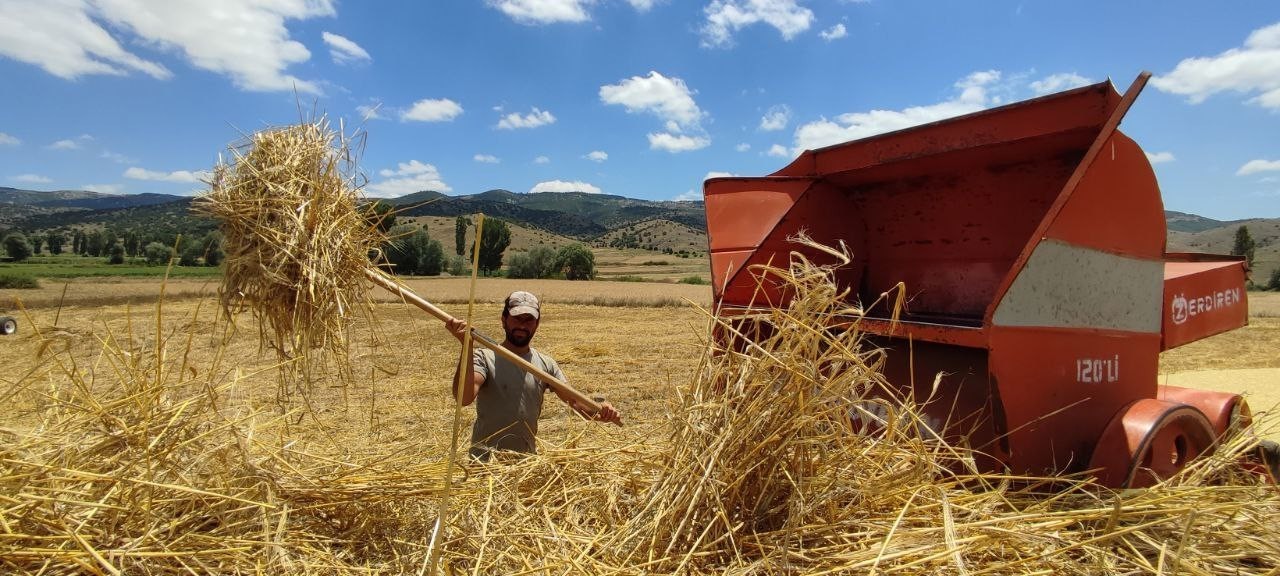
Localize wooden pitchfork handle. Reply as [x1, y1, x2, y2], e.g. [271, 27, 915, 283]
[364, 268, 621, 426]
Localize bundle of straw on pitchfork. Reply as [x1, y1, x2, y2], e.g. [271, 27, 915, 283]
[193, 118, 606, 414]
[195, 120, 377, 368]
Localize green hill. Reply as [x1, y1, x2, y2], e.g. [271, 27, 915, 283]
[2, 187, 1275, 285]
[1165, 210, 1231, 233]
[1, 187, 189, 228]
[388, 189, 705, 237]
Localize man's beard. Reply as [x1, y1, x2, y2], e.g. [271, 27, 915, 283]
[505, 328, 532, 347]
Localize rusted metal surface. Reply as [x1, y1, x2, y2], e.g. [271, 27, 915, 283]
[704, 73, 1257, 487]
[1087, 398, 1216, 488]
[1159, 384, 1246, 438]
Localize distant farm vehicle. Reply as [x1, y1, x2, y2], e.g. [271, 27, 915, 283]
[704, 72, 1273, 488]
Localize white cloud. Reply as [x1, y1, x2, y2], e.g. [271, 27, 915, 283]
[486, 0, 593, 24]
[83, 184, 122, 193]
[321, 32, 370, 65]
[759, 104, 790, 131]
[701, 0, 815, 48]
[13, 174, 52, 184]
[819, 23, 847, 41]
[100, 150, 137, 164]
[585, 150, 608, 162]
[402, 98, 463, 122]
[1259, 176, 1280, 184]
[356, 103, 383, 120]
[474, 154, 500, 163]
[1030, 72, 1092, 95]
[47, 139, 82, 150]
[1145, 151, 1175, 164]
[0, 0, 172, 81]
[602, 71, 712, 151]
[735, 142, 751, 152]
[1237, 159, 1280, 175]
[0, 0, 335, 93]
[102, 1, 333, 93]
[530, 179, 602, 194]
[0, 132, 19, 146]
[534, 155, 551, 164]
[366, 160, 451, 197]
[627, 0, 661, 11]
[1152, 22, 1280, 109]
[600, 71, 704, 130]
[766, 143, 790, 157]
[706, 171, 736, 179]
[497, 107, 556, 129]
[124, 167, 210, 182]
[792, 70, 1001, 152]
[648, 132, 710, 152]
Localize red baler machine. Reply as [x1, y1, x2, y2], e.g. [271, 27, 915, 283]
[704, 73, 1266, 487]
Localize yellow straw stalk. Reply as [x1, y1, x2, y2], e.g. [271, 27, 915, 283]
[193, 119, 384, 387]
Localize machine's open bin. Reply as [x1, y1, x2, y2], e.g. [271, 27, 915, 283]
[705, 74, 1257, 487]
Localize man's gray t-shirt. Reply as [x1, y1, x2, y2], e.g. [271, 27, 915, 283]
[469, 347, 565, 459]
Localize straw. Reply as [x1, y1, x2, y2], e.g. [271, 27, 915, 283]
[192, 118, 384, 392]
[5, 209, 1276, 573]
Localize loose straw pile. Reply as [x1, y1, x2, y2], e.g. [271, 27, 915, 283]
[433, 238, 1280, 574]
[193, 119, 383, 388]
[0, 303, 458, 575]
[6, 167, 1278, 572]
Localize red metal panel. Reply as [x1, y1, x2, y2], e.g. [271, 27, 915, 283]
[1161, 259, 1249, 350]
[709, 249, 757, 302]
[989, 326, 1160, 475]
[848, 143, 1072, 319]
[988, 74, 1149, 325]
[704, 177, 811, 304]
[704, 178, 811, 252]
[1046, 132, 1165, 259]
[1159, 385, 1245, 438]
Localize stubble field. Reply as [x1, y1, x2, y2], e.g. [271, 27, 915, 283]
[3, 280, 1278, 456]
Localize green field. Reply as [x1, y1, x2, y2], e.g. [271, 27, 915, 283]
[2, 246, 712, 283]
[0, 255, 222, 279]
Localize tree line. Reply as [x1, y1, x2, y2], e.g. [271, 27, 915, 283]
[376, 214, 594, 280]
[0, 225, 224, 266]
[3, 206, 599, 280]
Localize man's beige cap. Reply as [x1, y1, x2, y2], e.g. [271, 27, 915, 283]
[506, 291, 540, 319]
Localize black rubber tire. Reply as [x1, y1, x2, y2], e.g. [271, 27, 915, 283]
[0, 316, 15, 336]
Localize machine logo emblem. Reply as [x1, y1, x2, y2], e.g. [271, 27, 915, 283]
[1171, 294, 1189, 325]
[1170, 288, 1240, 326]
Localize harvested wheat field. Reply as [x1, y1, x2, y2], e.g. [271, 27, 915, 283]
[3, 120, 1277, 574]
[3, 268, 1280, 573]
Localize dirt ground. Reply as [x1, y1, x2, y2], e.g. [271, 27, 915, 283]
[3, 282, 1277, 456]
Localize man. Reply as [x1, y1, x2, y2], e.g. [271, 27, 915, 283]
[446, 290, 621, 460]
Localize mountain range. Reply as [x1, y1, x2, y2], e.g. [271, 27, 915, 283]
[1, 186, 1276, 282]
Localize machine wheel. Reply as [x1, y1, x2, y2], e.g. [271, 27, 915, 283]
[0, 316, 15, 336]
[1089, 399, 1217, 488]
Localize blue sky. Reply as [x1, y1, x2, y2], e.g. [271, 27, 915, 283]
[0, 1, 1277, 220]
